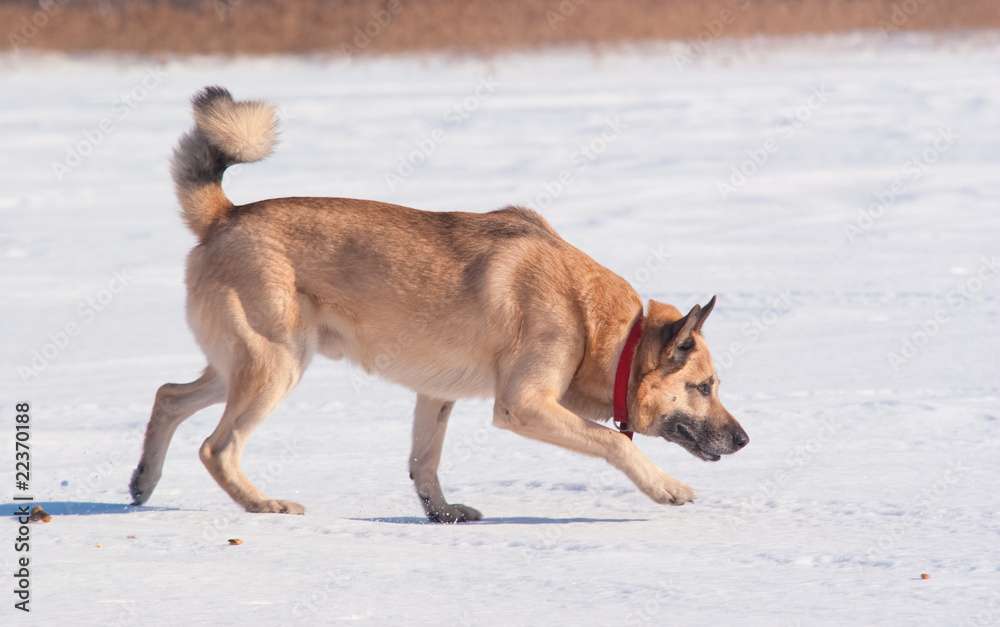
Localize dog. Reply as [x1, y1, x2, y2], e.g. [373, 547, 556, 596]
[129, 86, 749, 521]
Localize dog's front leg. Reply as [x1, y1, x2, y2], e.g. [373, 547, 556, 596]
[410, 395, 483, 523]
[493, 395, 696, 506]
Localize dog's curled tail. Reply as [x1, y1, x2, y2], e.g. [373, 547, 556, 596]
[171, 86, 278, 239]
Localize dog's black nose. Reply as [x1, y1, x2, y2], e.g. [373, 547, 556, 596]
[732, 428, 749, 450]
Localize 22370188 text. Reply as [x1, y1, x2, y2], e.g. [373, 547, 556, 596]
[15, 403, 31, 491]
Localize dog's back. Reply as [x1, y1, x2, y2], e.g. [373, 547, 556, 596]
[173, 87, 634, 402]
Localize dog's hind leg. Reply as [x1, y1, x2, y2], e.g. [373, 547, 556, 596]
[410, 395, 482, 523]
[199, 343, 306, 514]
[130, 367, 227, 506]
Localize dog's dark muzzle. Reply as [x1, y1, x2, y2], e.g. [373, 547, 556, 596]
[662, 413, 749, 462]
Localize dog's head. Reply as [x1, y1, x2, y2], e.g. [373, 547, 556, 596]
[630, 296, 748, 461]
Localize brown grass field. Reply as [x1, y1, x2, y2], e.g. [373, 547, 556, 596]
[3, 0, 999, 56]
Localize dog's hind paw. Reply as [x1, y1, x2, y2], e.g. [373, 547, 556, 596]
[426, 503, 482, 523]
[129, 465, 155, 506]
[245, 499, 306, 515]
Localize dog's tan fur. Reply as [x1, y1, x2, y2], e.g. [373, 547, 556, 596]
[130, 87, 748, 521]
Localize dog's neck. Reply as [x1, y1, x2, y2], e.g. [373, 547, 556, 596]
[558, 298, 644, 423]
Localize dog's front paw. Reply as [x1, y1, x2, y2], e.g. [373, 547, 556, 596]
[646, 473, 696, 506]
[245, 499, 306, 515]
[427, 503, 483, 523]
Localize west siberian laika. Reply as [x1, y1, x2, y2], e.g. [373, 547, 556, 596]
[129, 86, 749, 521]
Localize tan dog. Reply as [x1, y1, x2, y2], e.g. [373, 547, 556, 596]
[129, 87, 748, 521]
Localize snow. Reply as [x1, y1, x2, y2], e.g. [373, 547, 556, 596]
[1, 32, 999, 625]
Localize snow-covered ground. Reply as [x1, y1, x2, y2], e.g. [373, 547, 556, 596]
[1, 32, 999, 625]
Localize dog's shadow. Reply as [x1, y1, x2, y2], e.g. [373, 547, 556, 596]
[356, 516, 646, 525]
[5, 504, 644, 523]
[4, 501, 175, 516]
[480, 516, 645, 525]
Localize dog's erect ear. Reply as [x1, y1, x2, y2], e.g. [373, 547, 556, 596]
[692, 295, 716, 335]
[660, 303, 701, 366]
[659, 297, 716, 367]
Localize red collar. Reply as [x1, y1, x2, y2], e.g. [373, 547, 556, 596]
[613, 316, 643, 440]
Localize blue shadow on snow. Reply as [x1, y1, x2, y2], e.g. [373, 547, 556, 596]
[355, 516, 646, 525]
[4, 501, 176, 516]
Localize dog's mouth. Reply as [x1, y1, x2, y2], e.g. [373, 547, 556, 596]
[661, 415, 724, 462]
[678, 423, 722, 461]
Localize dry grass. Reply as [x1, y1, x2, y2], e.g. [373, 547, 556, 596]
[3, 0, 999, 56]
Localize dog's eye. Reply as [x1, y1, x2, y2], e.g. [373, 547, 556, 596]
[697, 383, 711, 397]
